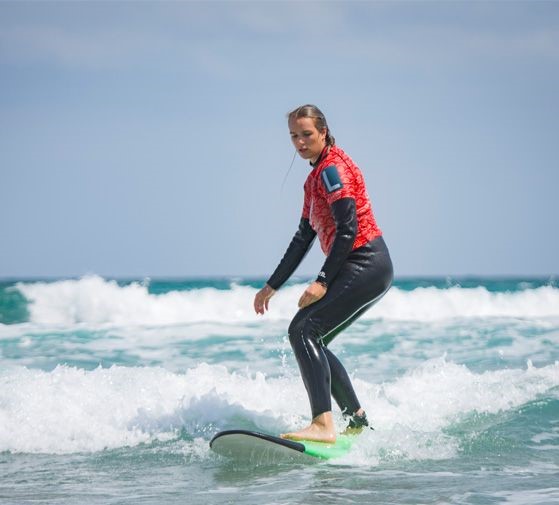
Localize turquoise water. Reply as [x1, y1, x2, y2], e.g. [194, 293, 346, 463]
[1, 276, 558, 504]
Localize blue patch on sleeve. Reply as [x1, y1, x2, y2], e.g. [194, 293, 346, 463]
[321, 165, 343, 194]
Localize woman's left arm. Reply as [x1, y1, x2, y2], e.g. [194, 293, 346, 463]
[316, 197, 357, 287]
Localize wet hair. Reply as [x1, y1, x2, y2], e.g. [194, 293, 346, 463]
[287, 104, 335, 146]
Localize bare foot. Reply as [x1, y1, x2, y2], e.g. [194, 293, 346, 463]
[280, 412, 336, 443]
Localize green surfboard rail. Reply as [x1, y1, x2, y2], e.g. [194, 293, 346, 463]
[300, 434, 354, 459]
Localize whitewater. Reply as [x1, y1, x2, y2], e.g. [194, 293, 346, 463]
[1, 276, 558, 504]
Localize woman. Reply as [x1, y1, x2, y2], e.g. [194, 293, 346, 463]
[254, 104, 393, 443]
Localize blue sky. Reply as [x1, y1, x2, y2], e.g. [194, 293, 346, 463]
[1, 1, 558, 278]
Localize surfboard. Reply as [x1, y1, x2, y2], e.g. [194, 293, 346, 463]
[209, 429, 354, 463]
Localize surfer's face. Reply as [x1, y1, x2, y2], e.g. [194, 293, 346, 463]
[288, 117, 327, 164]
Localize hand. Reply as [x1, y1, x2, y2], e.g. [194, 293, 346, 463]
[254, 284, 276, 315]
[298, 281, 327, 309]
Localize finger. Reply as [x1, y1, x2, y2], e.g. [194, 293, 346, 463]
[255, 299, 263, 315]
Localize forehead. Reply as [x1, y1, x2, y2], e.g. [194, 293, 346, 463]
[288, 116, 317, 131]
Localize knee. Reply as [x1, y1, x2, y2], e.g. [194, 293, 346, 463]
[288, 316, 319, 348]
[288, 318, 305, 348]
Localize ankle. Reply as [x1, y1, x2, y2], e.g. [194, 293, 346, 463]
[311, 412, 336, 431]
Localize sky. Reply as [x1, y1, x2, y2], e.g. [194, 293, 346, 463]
[1, 0, 558, 279]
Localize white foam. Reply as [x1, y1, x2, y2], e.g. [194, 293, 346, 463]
[342, 357, 559, 465]
[378, 285, 559, 321]
[366, 357, 559, 432]
[1, 358, 557, 457]
[492, 487, 559, 504]
[14, 276, 559, 327]
[16, 276, 263, 326]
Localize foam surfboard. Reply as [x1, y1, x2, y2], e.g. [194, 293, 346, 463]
[209, 430, 354, 463]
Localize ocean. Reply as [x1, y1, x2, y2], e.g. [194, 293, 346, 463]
[1, 275, 558, 504]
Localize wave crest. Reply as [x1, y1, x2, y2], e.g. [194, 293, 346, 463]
[13, 275, 559, 327]
[1, 359, 557, 455]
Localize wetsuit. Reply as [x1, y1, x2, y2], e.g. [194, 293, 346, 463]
[267, 145, 393, 420]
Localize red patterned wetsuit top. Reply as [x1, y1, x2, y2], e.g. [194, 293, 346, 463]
[302, 145, 382, 255]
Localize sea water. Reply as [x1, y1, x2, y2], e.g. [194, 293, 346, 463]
[1, 276, 558, 504]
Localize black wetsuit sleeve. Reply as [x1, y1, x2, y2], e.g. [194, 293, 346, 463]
[316, 198, 357, 287]
[266, 218, 317, 290]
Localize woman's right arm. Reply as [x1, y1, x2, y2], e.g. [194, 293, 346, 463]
[267, 217, 316, 290]
[254, 218, 316, 314]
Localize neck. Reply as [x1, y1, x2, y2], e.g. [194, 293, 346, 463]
[311, 145, 330, 166]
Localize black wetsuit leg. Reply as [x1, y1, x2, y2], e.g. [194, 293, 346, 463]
[287, 236, 393, 419]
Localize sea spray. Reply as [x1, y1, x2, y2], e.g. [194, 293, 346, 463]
[1, 359, 557, 459]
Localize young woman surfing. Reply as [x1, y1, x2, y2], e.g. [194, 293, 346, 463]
[254, 104, 393, 443]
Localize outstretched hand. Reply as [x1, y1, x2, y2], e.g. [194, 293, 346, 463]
[298, 281, 327, 309]
[254, 284, 276, 314]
